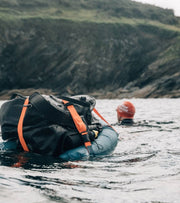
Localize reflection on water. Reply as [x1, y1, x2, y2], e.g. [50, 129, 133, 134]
[0, 99, 180, 202]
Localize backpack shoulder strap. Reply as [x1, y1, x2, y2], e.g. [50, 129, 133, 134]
[63, 100, 94, 156]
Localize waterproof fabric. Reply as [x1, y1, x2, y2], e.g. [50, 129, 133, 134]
[0, 92, 101, 156]
[59, 125, 118, 161]
[0, 125, 119, 161]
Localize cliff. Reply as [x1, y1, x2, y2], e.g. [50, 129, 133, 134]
[0, 0, 180, 99]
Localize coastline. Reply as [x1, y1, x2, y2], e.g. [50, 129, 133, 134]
[0, 88, 179, 100]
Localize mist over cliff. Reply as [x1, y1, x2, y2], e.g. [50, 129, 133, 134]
[0, 0, 180, 99]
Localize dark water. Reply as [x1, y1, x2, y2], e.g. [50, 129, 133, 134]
[0, 99, 180, 203]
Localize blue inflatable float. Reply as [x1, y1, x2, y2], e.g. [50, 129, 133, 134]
[0, 124, 118, 161]
[59, 125, 118, 161]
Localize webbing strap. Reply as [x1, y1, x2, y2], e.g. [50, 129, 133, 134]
[60, 96, 90, 107]
[93, 108, 117, 133]
[63, 100, 94, 155]
[63, 100, 87, 133]
[17, 98, 29, 152]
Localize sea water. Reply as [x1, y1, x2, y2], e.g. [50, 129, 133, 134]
[0, 99, 180, 203]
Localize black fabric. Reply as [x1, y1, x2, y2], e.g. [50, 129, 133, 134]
[121, 119, 134, 125]
[29, 92, 75, 128]
[59, 95, 90, 107]
[0, 93, 101, 156]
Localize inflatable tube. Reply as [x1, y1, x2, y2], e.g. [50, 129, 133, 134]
[59, 126, 118, 161]
[0, 125, 118, 161]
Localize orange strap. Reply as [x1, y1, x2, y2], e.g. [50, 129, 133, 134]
[93, 108, 112, 126]
[93, 108, 117, 132]
[12, 154, 28, 168]
[63, 100, 92, 151]
[63, 100, 87, 134]
[17, 98, 29, 152]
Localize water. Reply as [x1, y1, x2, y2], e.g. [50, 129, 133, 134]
[0, 98, 180, 203]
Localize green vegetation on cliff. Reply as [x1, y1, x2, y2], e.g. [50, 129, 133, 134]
[0, 0, 178, 24]
[0, 0, 180, 98]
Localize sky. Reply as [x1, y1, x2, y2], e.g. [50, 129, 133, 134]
[131, 0, 180, 16]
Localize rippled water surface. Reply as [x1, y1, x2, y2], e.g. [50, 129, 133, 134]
[0, 99, 180, 203]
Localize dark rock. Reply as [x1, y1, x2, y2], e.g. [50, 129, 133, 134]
[0, 0, 180, 99]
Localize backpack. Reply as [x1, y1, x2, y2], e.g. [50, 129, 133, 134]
[0, 92, 102, 156]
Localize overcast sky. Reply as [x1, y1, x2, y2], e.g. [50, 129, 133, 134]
[132, 0, 180, 16]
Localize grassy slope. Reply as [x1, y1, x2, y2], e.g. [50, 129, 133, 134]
[0, 0, 179, 25]
[0, 0, 180, 98]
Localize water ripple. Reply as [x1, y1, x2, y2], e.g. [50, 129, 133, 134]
[0, 98, 180, 202]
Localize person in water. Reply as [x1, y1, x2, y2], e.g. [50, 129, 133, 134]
[116, 101, 135, 125]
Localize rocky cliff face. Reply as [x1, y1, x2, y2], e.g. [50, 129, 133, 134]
[0, 0, 180, 99]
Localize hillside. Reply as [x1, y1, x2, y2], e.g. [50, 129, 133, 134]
[0, 0, 180, 99]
